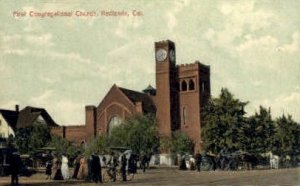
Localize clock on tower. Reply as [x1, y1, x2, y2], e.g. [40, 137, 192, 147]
[156, 48, 167, 62]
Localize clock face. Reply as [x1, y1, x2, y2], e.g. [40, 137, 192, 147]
[156, 48, 167, 62]
[169, 50, 175, 62]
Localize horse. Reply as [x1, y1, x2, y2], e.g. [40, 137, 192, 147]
[266, 151, 279, 169]
[239, 152, 258, 170]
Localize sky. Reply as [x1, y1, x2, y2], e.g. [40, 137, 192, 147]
[1, 0, 299, 125]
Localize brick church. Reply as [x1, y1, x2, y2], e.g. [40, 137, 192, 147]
[52, 40, 210, 155]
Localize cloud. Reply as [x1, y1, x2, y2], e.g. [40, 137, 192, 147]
[0, 100, 20, 110]
[219, 1, 275, 31]
[278, 31, 300, 53]
[28, 90, 84, 125]
[165, 0, 191, 30]
[236, 35, 278, 52]
[96, 36, 155, 90]
[31, 50, 92, 65]
[39, 75, 57, 84]
[237, 32, 300, 54]
[25, 33, 54, 46]
[47, 51, 92, 64]
[115, 16, 143, 39]
[30, 90, 53, 105]
[248, 90, 300, 122]
[204, 1, 276, 49]
[2, 34, 22, 43]
[51, 100, 84, 125]
[3, 48, 28, 56]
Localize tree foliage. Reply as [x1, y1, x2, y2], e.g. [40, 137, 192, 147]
[84, 135, 110, 157]
[273, 115, 300, 156]
[201, 87, 300, 160]
[15, 120, 51, 154]
[108, 114, 159, 155]
[171, 131, 194, 155]
[246, 106, 275, 154]
[48, 135, 83, 160]
[201, 88, 248, 154]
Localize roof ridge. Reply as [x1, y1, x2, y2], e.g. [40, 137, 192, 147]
[118, 87, 147, 95]
[0, 109, 17, 112]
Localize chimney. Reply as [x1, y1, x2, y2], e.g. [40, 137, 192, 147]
[15, 105, 19, 112]
[85, 105, 96, 140]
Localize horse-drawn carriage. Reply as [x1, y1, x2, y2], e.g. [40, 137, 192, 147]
[199, 151, 259, 171]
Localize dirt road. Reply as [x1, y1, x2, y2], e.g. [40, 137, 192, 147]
[0, 167, 299, 185]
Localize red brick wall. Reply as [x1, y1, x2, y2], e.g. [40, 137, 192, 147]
[51, 125, 86, 144]
[96, 85, 136, 135]
[155, 41, 176, 138]
[177, 62, 202, 153]
[51, 127, 64, 138]
[64, 126, 86, 144]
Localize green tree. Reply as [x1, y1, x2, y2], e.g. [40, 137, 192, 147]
[171, 131, 194, 155]
[159, 136, 172, 153]
[109, 114, 159, 154]
[246, 106, 275, 154]
[48, 135, 83, 160]
[15, 120, 51, 154]
[273, 115, 299, 157]
[84, 135, 110, 157]
[201, 88, 248, 154]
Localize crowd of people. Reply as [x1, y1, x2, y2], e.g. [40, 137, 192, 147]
[45, 151, 142, 183]
[6, 149, 151, 185]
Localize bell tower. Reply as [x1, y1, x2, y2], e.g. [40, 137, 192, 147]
[155, 40, 179, 138]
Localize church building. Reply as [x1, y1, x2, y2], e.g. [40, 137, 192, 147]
[52, 40, 211, 158]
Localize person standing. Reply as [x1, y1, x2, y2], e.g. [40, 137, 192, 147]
[61, 155, 69, 180]
[10, 152, 21, 186]
[77, 156, 88, 180]
[141, 154, 147, 173]
[179, 155, 187, 170]
[195, 152, 202, 172]
[91, 154, 102, 183]
[87, 155, 92, 181]
[72, 155, 81, 179]
[107, 153, 118, 182]
[128, 154, 137, 174]
[45, 160, 52, 179]
[121, 154, 127, 181]
[51, 154, 59, 179]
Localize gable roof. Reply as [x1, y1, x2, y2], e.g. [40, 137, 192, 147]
[0, 109, 18, 129]
[118, 87, 156, 114]
[16, 106, 58, 128]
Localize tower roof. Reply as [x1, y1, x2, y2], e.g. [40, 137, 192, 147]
[143, 84, 156, 96]
[143, 84, 155, 92]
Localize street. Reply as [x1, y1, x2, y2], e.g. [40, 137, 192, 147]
[0, 167, 299, 185]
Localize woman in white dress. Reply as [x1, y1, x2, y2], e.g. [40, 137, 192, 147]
[61, 155, 70, 180]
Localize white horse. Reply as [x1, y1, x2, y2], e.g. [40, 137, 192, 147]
[267, 152, 279, 169]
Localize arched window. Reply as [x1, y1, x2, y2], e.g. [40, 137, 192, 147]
[189, 79, 195, 90]
[181, 80, 187, 91]
[108, 116, 122, 136]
